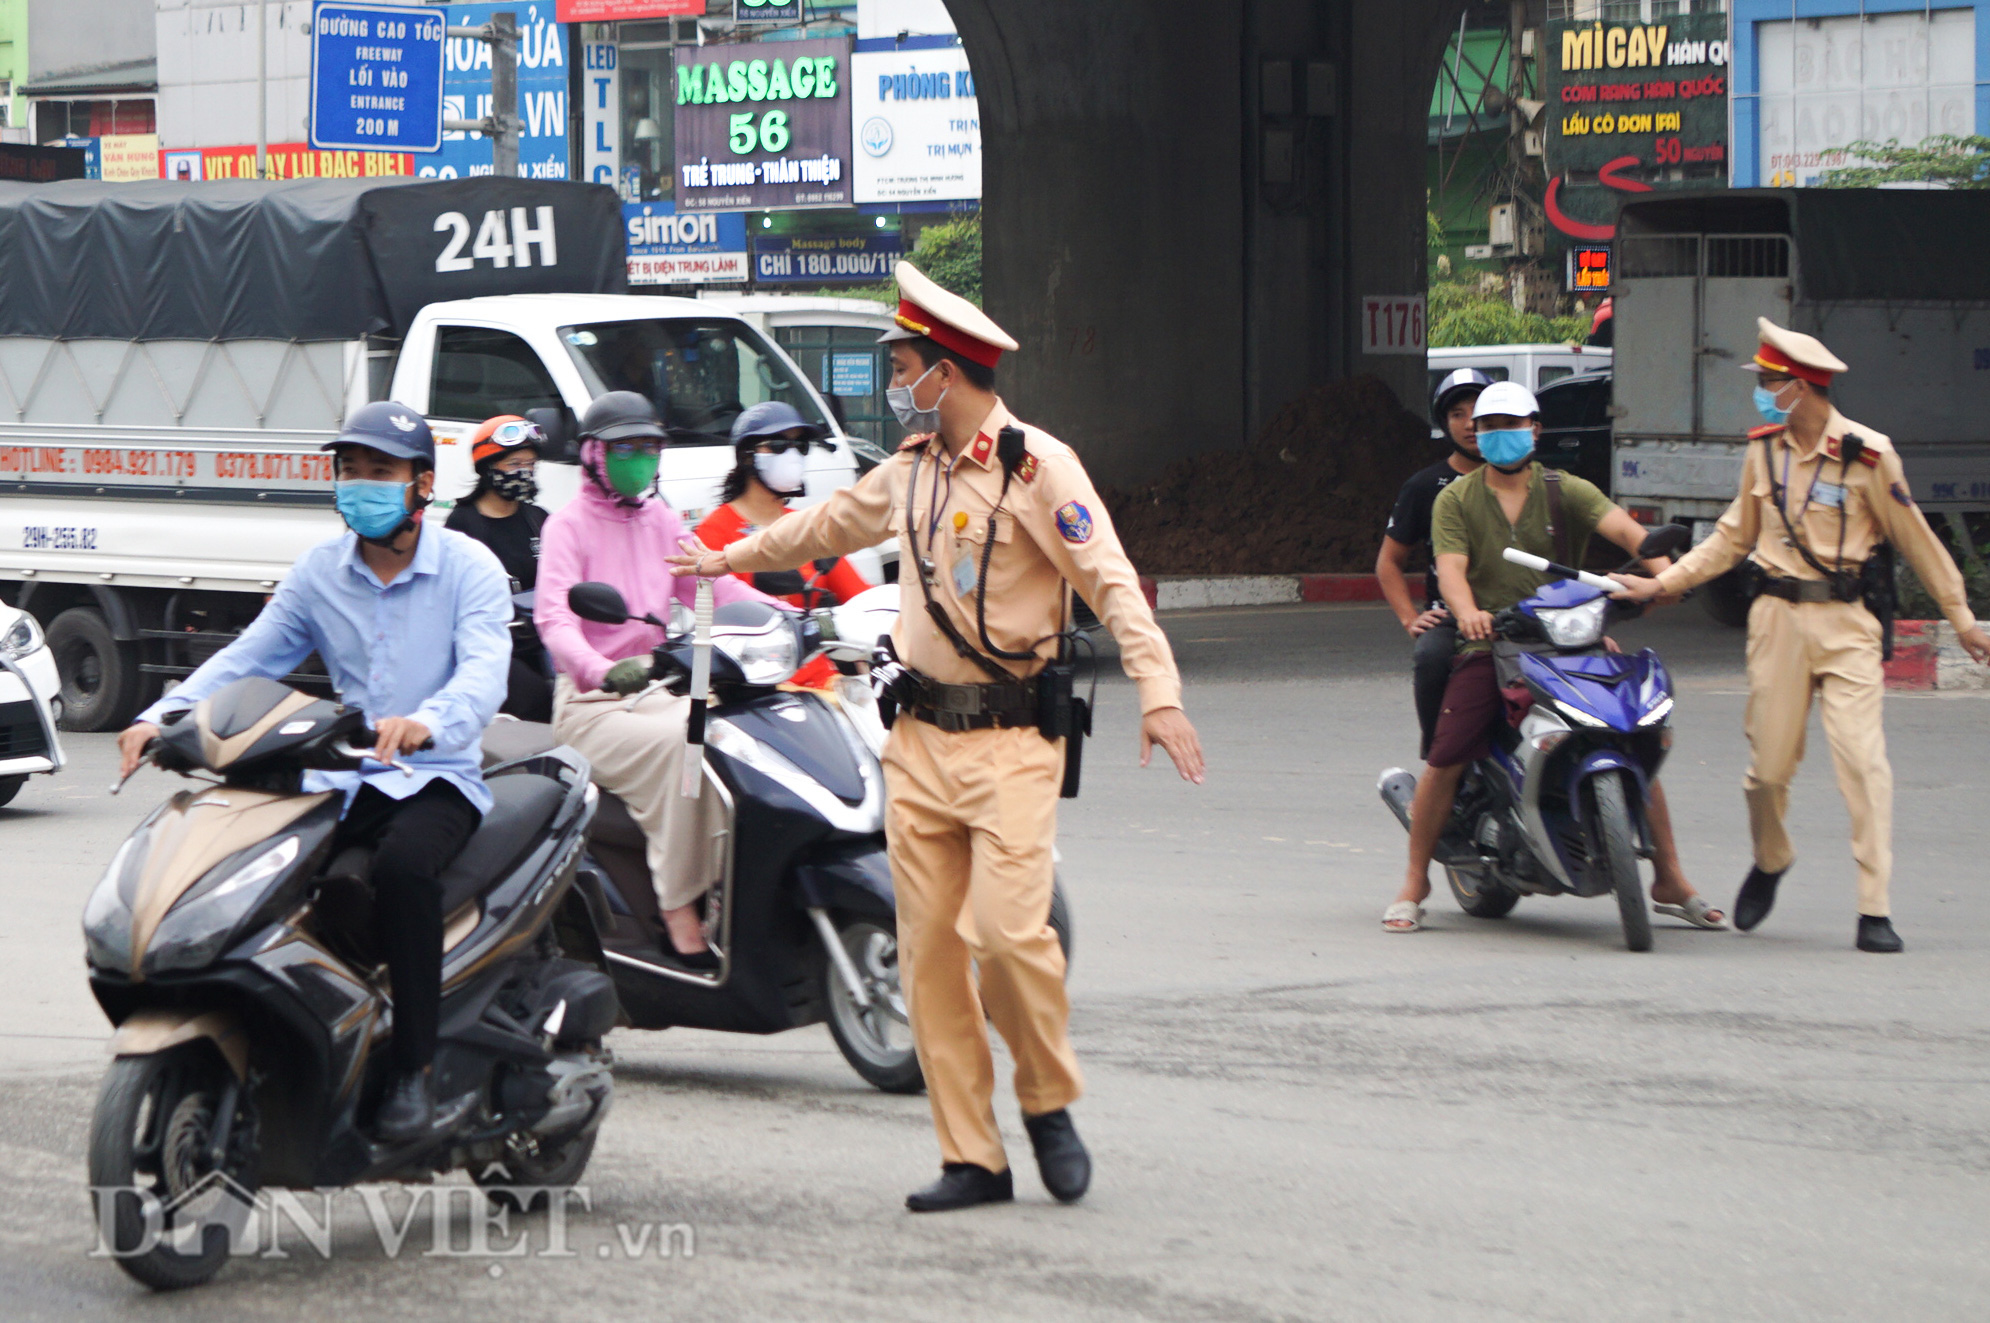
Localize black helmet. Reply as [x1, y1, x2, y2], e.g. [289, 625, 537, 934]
[580, 390, 667, 444]
[323, 400, 434, 465]
[1430, 368, 1495, 427]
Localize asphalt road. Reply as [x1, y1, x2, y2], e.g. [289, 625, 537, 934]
[4, 601, 1990, 1320]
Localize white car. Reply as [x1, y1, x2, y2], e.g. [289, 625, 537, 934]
[0, 603, 65, 807]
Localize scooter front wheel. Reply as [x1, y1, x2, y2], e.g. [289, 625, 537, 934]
[824, 916, 925, 1093]
[1587, 772, 1653, 953]
[88, 1042, 255, 1291]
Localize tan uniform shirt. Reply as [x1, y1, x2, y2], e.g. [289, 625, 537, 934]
[1655, 407, 1976, 636]
[724, 399, 1184, 714]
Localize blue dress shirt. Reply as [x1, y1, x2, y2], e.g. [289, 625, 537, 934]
[138, 523, 513, 815]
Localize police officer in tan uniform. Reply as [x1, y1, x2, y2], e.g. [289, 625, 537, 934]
[1613, 319, 1990, 952]
[672, 263, 1206, 1211]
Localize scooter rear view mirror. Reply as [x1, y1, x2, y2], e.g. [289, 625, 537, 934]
[1637, 523, 1691, 560]
[569, 582, 632, 625]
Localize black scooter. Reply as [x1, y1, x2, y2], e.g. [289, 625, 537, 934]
[83, 677, 614, 1290]
[489, 582, 1070, 1094]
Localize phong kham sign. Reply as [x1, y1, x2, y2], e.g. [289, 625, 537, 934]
[674, 37, 854, 211]
[1541, 13, 1730, 241]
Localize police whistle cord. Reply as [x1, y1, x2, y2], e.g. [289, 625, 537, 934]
[1501, 547, 1620, 592]
[681, 577, 714, 799]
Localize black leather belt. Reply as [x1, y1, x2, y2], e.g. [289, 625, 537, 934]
[1758, 574, 1859, 604]
[903, 671, 1037, 733]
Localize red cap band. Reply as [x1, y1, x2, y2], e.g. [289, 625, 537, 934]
[895, 299, 1004, 369]
[1754, 343, 1833, 387]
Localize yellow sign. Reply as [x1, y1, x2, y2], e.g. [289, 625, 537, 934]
[98, 134, 160, 182]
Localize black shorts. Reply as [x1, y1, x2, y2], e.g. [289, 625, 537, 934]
[1425, 652, 1501, 769]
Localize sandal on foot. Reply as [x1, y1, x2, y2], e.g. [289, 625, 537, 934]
[1653, 895, 1727, 930]
[1382, 901, 1425, 933]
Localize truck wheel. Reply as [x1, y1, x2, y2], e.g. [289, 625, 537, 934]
[47, 608, 142, 732]
[1699, 569, 1752, 628]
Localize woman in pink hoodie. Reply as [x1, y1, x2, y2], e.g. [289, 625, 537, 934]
[536, 392, 775, 966]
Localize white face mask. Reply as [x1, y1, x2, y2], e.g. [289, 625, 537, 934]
[753, 448, 808, 498]
[886, 362, 947, 433]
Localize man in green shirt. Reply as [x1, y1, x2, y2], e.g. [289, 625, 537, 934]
[1382, 382, 1723, 933]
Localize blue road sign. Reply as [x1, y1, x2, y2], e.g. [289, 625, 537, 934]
[310, 3, 447, 153]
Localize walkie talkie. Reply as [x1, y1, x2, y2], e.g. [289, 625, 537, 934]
[996, 425, 1027, 476]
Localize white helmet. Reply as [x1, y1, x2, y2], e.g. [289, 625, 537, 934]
[1472, 380, 1540, 419]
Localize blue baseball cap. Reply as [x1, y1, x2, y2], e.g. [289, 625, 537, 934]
[324, 401, 435, 464]
[731, 401, 827, 446]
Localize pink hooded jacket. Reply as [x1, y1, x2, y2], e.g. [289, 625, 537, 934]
[536, 441, 776, 692]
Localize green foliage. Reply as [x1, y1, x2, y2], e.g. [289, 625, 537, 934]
[1817, 135, 1990, 189]
[906, 212, 982, 305]
[1896, 514, 1990, 618]
[1427, 279, 1589, 347]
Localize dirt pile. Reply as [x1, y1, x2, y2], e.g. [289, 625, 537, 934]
[1101, 375, 1436, 576]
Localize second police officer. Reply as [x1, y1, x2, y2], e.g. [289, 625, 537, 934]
[1613, 318, 1990, 952]
[672, 262, 1206, 1212]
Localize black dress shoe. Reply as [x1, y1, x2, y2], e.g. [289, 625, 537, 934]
[1023, 1108, 1092, 1204]
[376, 1067, 435, 1142]
[1733, 866, 1785, 932]
[905, 1163, 1014, 1213]
[1857, 915, 1904, 953]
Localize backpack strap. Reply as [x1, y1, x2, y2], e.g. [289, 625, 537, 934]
[1542, 467, 1573, 569]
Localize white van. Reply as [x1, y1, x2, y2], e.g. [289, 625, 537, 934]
[1426, 343, 1613, 403]
[701, 293, 901, 455]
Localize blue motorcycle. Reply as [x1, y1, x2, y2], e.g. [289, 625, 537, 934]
[1380, 525, 1690, 951]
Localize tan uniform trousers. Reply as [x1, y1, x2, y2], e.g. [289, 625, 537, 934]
[883, 717, 1083, 1173]
[1743, 595, 1893, 916]
[552, 676, 718, 912]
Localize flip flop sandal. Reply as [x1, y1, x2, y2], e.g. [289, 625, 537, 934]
[1653, 895, 1727, 930]
[1382, 901, 1425, 933]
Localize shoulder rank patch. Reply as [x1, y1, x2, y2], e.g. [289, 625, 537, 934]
[1891, 482, 1915, 508]
[1055, 501, 1094, 545]
[969, 433, 994, 466]
[1017, 453, 1040, 485]
[1824, 437, 1883, 467]
[1747, 424, 1786, 440]
[898, 433, 934, 452]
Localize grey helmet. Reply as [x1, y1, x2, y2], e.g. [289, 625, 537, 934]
[1430, 368, 1495, 428]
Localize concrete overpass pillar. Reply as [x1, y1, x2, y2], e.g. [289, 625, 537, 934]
[945, 0, 1467, 486]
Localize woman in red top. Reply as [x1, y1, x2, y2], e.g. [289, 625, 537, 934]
[695, 402, 872, 689]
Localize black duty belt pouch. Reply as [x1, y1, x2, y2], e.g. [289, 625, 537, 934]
[1864, 544, 1898, 662]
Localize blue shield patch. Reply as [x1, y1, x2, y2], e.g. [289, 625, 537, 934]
[1055, 501, 1094, 544]
[1891, 482, 1915, 508]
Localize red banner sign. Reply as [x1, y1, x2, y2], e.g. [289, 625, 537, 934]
[157, 142, 416, 183]
[556, 0, 700, 21]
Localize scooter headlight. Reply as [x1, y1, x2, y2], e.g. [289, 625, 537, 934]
[1534, 597, 1609, 648]
[717, 626, 800, 687]
[145, 836, 302, 975]
[81, 834, 145, 971]
[0, 611, 42, 661]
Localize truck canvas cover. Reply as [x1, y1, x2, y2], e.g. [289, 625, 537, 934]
[0, 176, 627, 341]
[1616, 188, 1990, 305]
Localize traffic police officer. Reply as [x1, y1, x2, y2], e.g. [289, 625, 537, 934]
[671, 263, 1205, 1211]
[1613, 318, 1990, 951]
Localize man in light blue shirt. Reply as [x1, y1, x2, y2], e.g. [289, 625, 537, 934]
[117, 402, 512, 1140]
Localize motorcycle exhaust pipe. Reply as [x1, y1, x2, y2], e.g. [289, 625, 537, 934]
[1377, 767, 1418, 833]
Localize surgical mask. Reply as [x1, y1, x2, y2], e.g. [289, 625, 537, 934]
[753, 448, 808, 498]
[1477, 427, 1535, 468]
[1753, 383, 1794, 426]
[334, 479, 413, 540]
[886, 362, 947, 433]
[603, 449, 659, 498]
[489, 469, 538, 504]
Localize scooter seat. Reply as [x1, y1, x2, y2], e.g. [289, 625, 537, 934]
[436, 773, 567, 915]
[481, 720, 562, 769]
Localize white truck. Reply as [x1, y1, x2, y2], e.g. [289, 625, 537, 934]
[0, 177, 879, 730]
[1610, 188, 1990, 623]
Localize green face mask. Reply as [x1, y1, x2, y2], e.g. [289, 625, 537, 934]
[603, 449, 660, 497]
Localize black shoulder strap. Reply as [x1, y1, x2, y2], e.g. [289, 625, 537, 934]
[1542, 468, 1572, 569]
[1761, 432, 1844, 582]
[904, 447, 1015, 684]
[523, 503, 549, 538]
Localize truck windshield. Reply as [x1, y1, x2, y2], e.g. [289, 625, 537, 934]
[560, 319, 830, 445]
